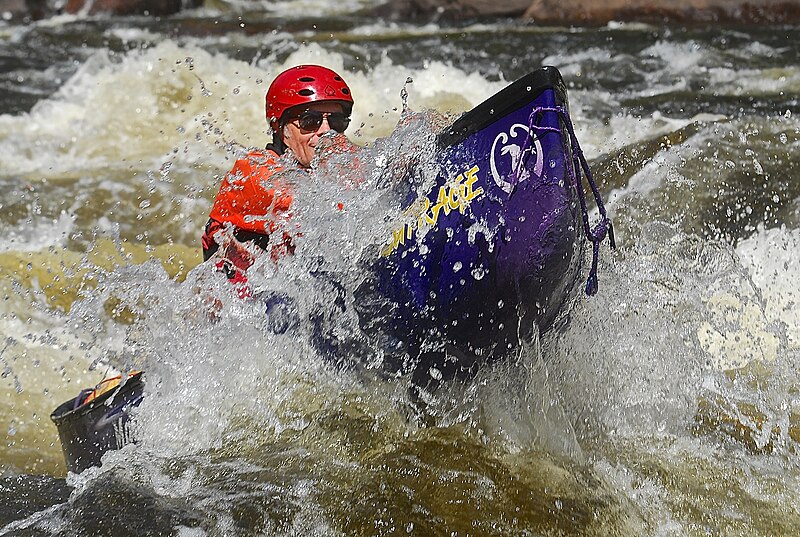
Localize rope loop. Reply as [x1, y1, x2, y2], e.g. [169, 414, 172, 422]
[526, 105, 615, 296]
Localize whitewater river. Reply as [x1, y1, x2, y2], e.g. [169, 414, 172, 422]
[1, 2, 798, 535]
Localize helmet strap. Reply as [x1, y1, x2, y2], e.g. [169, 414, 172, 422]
[268, 130, 287, 156]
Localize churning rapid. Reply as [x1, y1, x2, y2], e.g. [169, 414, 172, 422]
[1, 3, 799, 535]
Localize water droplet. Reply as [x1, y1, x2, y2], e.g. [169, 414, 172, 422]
[471, 267, 485, 280]
[139, 200, 151, 209]
[453, 261, 462, 272]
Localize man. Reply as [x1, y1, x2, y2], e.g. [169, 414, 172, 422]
[201, 64, 355, 267]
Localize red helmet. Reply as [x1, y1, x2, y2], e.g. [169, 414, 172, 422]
[265, 65, 354, 131]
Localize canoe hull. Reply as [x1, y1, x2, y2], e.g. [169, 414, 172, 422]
[50, 372, 144, 474]
[363, 67, 584, 378]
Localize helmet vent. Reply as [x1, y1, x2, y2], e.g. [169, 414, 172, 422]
[341, 88, 350, 95]
[298, 89, 315, 96]
[334, 76, 342, 81]
[299, 77, 315, 82]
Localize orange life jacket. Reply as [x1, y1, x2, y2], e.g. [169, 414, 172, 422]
[210, 149, 292, 234]
[202, 148, 297, 264]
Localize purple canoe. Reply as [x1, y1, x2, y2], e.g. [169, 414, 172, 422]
[360, 66, 613, 381]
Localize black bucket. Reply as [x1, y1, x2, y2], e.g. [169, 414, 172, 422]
[50, 372, 144, 474]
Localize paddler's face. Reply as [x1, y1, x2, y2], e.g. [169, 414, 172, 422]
[282, 102, 349, 168]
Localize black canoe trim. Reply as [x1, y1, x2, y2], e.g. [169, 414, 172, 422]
[50, 371, 144, 474]
[436, 66, 568, 149]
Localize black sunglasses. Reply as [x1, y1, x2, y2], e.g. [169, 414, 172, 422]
[289, 110, 350, 133]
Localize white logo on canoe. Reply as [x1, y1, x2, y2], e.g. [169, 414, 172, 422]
[490, 124, 544, 193]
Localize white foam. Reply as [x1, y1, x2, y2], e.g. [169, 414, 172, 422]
[0, 212, 74, 253]
[0, 38, 505, 187]
[737, 225, 800, 348]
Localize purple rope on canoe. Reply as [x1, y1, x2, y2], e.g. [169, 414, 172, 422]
[73, 388, 93, 409]
[525, 105, 616, 296]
